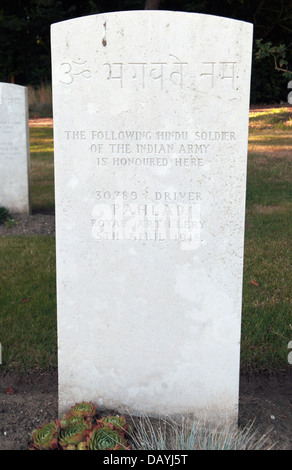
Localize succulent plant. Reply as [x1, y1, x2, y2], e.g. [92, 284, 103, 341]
[58, 413, 89, 429]
[63, 444, 77, 450]
[77, 441, 88, 450]
[61, 441, 88, 450]
[68, 401, 97, 419]
[28, 401, 132, 450]
[59, 419, 91, 448]
[31, 420, 59, 450]
[98, 414, 129, 432]
[87, 425, 129, 450]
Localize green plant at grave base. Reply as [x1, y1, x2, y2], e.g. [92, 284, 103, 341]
[0, 206, 16, 227]
[58, 418, 91, 449]
[31, 420, 59, 450]
[29, 402, 274, 450]
[129, 415, 274, 451]
[67, 401, 97, 420]
[87, 426, 129, 450]
[98, 414, 131, 432]
[29, 402, 131, 451]
[0, 207, 9, 224]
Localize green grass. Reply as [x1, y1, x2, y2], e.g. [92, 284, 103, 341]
[249, 106, 292, 130]
[0, 107, 291, 372]
[0, 237, 57, 370]
[29, 126, 54, 212]
[241, 107, 292, 371]
[241, 235, 291, 370]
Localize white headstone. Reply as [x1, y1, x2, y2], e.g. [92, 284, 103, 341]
[51, 11, 253, 426]
[0, 83, 30, 214]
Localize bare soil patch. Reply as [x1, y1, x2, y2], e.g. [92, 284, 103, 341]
[0, 212, 55, 236]
[0, 370, 291, 450]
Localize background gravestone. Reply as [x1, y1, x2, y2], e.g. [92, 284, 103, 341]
[51, 11, 253, 426]
[0, 83, 30, 214]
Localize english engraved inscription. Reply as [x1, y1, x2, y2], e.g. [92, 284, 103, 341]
[61, 125, 237, 249]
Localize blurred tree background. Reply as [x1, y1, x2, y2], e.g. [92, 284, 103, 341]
[0, 0, 291, 103]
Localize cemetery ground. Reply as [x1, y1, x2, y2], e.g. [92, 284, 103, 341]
[0, 107, 291, 450]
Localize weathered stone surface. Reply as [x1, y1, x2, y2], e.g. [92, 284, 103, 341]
[0, 83, 30, 214]
[51, 11, 253, 425]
